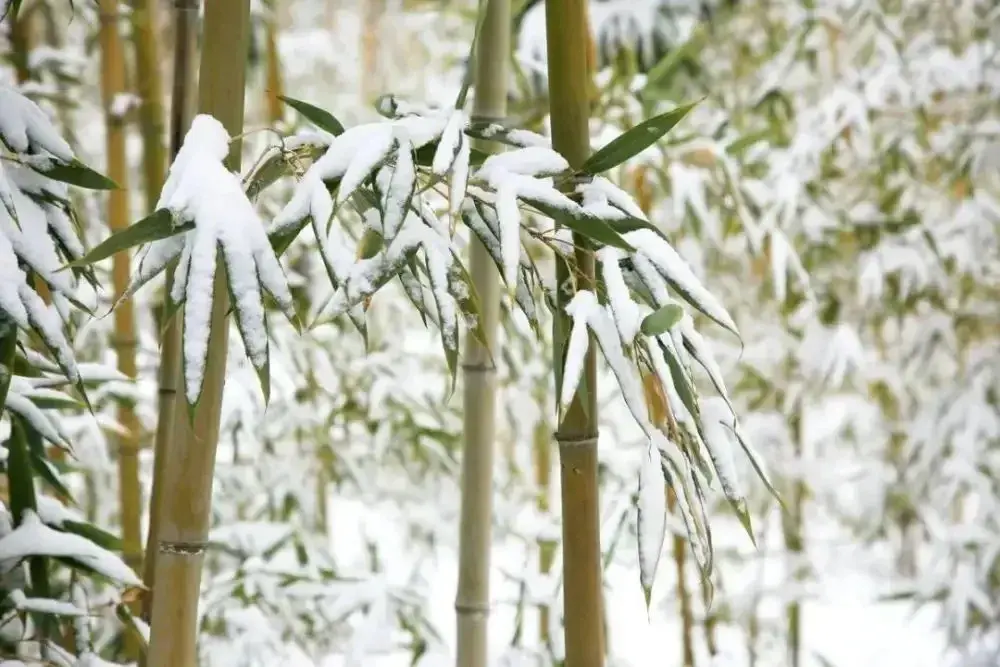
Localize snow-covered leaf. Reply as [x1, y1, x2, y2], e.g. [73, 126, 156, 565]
[636, 443, 666, 610]
[0, 511, 141, 586]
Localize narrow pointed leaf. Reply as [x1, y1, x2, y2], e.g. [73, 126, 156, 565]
[583, 102, 700, 174]
[279, 95, 345, 136]
[65, 209, 181, 268]
[29, 158, 119, 190]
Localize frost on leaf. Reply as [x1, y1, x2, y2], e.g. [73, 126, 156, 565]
[123, 115, 297, 406]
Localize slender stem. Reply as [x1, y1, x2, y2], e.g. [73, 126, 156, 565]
[263, 0, 285, 124]
[455, 2, 509, 665]
[782, 408, 805, 667]
[129, 0, 167, 215]
[544, 0, 603, 665]
[98, 0, 143, 657]
[140, 0, 197, 630]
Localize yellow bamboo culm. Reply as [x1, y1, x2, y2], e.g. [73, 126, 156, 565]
[455, 3, 510, 664]
[144, 0, 252, 663]
[360, 0, 386, 105]
[97, 0, 143, 654]
[544, 0, 604, 664]
[140, 0, 198, 633]
[533, 390, 554, 649]
[263, 0, 285, 125]
[129, 0, 167, 215]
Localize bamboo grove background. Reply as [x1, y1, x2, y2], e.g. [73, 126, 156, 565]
[1, 0, 999, 666]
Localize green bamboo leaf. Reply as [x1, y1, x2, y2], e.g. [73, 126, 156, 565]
[582, 101, 700, 174]
[279, 95, 345, 136]
[523, 196, 635, 251]
[656, 336, 699, 422]
[61, 520, 122, 552]
[64, 209, 185, 269]
[27, 432, 73, 501]
[0, 321, 16, 412]
[1, 0, 22, 21]
[640, 304, 684, 337]
[29, 158, 119, 190]
[7, 416, 37, 525]
[607, 215, 669, 240]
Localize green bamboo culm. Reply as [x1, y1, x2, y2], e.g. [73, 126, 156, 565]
[543, 0, 604, 665]
[143, 0, 251, 663]
[454, 1, 510, 666]
[139, 0, 198, 644]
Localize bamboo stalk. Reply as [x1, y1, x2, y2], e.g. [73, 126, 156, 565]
[360, 0, 386, 105]
[544, 1, 603, 665]
[98, 2, 143, 648]
[8, 5, 33, 83]
[129, 0, 167, 215]
[782, 409, 805, 667]
[263, 0, 285, 125]
[140, 0, 198, 630]
[144, 0, 251, 663]
[667, 488, 695, 667]
[455, 4, 510, 663]
[533, 388, 554, 650]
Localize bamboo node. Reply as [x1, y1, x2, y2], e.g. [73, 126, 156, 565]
[454, 601, 491, 616]
[159, 540, 206, 556]
[554, 433, 598, 448]
[460, 361, 496, 373]
[469, 114, 507, 124]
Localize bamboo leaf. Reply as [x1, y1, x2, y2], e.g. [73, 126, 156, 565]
[640, 304, 683, 337]
[61, 520, 122, 552]
[29, 158, 119, 190]
[524, 196, 635, 251]
[636, 443, 666, 612]
[279, 95, 345, 136]
[582, 102, 700, 174]
[65, 209, 183, 269]
[7, 416, 37, 525]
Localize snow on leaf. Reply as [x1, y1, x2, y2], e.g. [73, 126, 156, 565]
[448, 131, 471, 216]
[599, 246, 643, 345]
[138, 115, 296, 405]
[476, 146, 569, 181]
[495, 178, 522, 289]
[376, 132, 416, 243]
[1, 168, 77, 297]
[0, 162, 17, 226]
[583, 176, 647, 220]
[0, 511, 141, 587]
[431, 109, 466, 177]
[623, 229, 739, 336]
[337, 125, 395, 209]
[559, 290, 594, 414]
[678, 314, 735, 413]
[0, 85, 75, 162]
[636, 443, 666, 610]
[8, 589, 85, 617]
